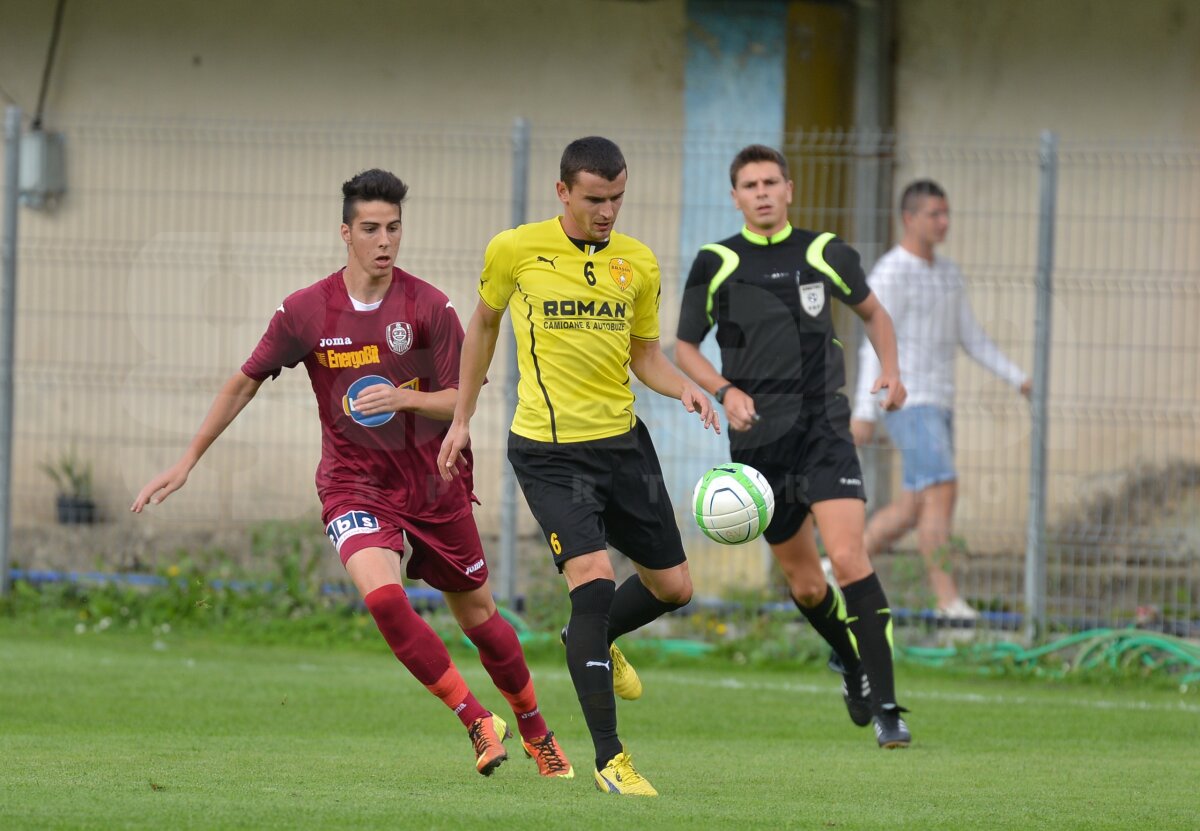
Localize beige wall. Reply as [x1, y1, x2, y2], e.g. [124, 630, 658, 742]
[1, 0, 688, 529]
[895, 0, 1200, 140]
[2, 0, 1194, 570]
[890, 0, 1200, 551]
[2, 0, 687, 125]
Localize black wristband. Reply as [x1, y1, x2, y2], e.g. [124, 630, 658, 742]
[714, 383, 734, 404]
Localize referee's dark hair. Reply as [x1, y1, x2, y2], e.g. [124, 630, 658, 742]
[729, 144, 790, 187]
[560, 137, 627, 188]
[342, 169, 409, 225]
[900, 179, 946, 215]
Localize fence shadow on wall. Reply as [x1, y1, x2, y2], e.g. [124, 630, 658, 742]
[4, 117, 1197, 633]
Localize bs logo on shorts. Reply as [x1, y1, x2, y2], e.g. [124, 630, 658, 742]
[325, 510, 381, 551]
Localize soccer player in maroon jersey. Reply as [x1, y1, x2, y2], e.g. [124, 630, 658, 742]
[130, 169, 572, 780]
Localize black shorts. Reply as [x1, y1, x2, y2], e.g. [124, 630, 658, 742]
[507, 421, 687, 571]
[732, 394, 866, 545]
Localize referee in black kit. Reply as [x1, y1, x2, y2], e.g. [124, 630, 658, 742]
[675, 144, 913, 748]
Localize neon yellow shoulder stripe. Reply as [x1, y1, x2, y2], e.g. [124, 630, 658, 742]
[701, 243, 740, 326]
[806, 232, 851, 296]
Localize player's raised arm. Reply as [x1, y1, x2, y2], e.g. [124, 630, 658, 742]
[130, 371, 263, 512]
[354, 293, 471, 422]
[629, 338, 720, 433]
[438, 299, 504, 480]
[676, 339, 758, 433]
[851, 291, 906, 412]
[352, 383, 458, 421]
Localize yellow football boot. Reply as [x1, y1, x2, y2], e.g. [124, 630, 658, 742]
[594, 752, 658, 796]
[609, 642, 643, 701]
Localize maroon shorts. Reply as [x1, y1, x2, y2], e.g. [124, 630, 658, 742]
[321, 495, 489, 593]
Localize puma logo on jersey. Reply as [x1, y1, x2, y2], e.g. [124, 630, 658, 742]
[537, 255, 559, 269]
[586, 660, 611, 670]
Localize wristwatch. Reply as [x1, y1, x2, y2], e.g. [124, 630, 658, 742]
[714, 383, 734, 404]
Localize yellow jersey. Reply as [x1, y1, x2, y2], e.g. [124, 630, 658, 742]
[479, 217, 662, 443]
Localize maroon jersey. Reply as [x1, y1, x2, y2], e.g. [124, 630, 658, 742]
[242, 268, 474, 519]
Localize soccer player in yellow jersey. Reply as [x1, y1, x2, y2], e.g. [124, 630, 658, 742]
[438, 136, 719, 796]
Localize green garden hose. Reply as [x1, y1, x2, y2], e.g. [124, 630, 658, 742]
[900, 628, 1200, 684]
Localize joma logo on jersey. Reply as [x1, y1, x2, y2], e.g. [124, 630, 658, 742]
[319, 337, 353, 347]
[315, 344, 381, 369]
[542, 300, 627, 318]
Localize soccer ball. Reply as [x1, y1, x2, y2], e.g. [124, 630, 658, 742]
[692, 463, 775, 545]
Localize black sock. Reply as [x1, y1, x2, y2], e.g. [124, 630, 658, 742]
[565, 578, 622, 770]
[793, 584, 861, 675]
[842, 572, 899, 712]
[607, 574, 686, 644]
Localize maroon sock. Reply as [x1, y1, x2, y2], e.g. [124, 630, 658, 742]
[464, 611, 549, 741]
[364, 584, 487, 727]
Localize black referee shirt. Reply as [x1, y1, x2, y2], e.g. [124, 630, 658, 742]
[677, 224, 870, 418]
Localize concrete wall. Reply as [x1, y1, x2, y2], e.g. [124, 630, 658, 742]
[1, 0, 1194, 588]
[888, 0, 1200, 552]
[2, 0, 688, 125]
[895, 0, 1200, 141]
[0, 0, 689, 531]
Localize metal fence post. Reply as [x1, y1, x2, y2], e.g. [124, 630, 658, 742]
[498, 117, 530, 608]
[0, 107, 21, 598]
[1024, 130, 1057, 643]
[851, 127, 891, 519]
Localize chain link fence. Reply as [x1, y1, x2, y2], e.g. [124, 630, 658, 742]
[3, 114, 1197, 636]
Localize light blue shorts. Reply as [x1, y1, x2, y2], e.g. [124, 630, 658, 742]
[883, 405, 956, 492]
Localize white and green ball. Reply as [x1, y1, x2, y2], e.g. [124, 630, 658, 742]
[692, 463, 775, 545]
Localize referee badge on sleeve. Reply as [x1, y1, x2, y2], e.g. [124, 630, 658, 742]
[800, 281, 825, 317]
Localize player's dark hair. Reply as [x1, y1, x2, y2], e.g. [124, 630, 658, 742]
[900, 179, 946, 214]
[560, 137, 627, 189]
[342, 169, 409, 225]
[729, 144, 789, 187]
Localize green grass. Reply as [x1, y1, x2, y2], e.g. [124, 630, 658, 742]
[1, 627, 1197, 830]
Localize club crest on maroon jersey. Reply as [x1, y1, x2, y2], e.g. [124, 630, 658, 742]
[386, 322, 413, 355]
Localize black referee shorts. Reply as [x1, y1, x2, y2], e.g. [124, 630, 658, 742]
[507, 421, 687, 572]
[733, 394, 866, 545]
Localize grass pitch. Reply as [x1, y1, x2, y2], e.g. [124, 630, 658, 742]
[1, 628, 1196, 830]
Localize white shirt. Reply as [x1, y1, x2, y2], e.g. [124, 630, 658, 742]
[853, 245, 1027, 422]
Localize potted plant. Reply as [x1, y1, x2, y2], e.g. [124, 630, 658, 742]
[39, 448, 97, 524]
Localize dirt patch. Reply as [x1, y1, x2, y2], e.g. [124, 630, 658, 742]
[1053, 460, 1200, 562]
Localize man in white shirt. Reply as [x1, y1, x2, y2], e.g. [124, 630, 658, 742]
[850, 180, 1031, 619]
